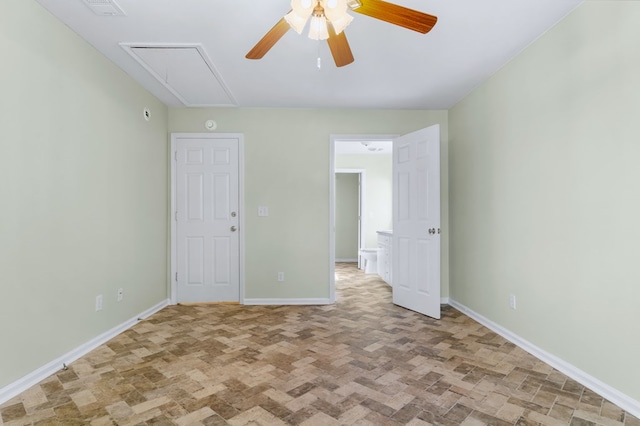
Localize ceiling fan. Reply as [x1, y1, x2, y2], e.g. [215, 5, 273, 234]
[246, 0, 437, 67]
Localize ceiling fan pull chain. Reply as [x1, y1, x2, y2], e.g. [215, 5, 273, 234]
[317, 41, 322, 70]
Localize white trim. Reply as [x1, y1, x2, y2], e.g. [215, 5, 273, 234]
[329, 140, 336, 304]
[244, 298, 332, 306]
[329, 134, 398, 305]
[336, 258, 358, 262]
[448, 299, 640, 419]
[335, 168, 366, 269]
[170, 133, 245, 305]
[440, 297, 450, 305]
[170, 135, 177, 304]
[238, 139, 246, 304]
[0, 299, 169, 406]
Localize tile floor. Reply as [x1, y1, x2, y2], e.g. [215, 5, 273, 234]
[1, 263, 638, 425]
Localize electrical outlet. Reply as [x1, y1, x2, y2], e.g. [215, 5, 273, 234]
[96, 294, 103, 311]
[117, 288, 123, 302]
[277, 272, 284, 282]
[509, 294, 517, 310]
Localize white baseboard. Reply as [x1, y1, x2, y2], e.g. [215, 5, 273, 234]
[336, 258, 358, 262]
[0, 299, 170, 406]
[448, 298, 640, 419]
[440, 297, 450, 305]
[244, 298, 331, 306]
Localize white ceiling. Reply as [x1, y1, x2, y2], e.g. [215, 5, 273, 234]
[35, 0, 582, 109]
[335, 140, 392, 155]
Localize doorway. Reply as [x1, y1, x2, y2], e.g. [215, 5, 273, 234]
[329, 127, 441, 319]
[329, 134, 396, 303]
[335, 169, 365, 266]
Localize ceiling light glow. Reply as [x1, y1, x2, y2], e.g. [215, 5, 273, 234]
[287, 0, 354, 39]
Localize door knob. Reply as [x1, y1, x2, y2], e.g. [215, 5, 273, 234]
[230, 226, 237, 232]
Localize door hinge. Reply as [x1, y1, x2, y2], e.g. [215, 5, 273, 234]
[174, 151, 177, 161]
[175, 272, 178, 281]
[175, 211, 178, 221]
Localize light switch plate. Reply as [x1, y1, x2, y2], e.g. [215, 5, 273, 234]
[258, 206, 269, 217]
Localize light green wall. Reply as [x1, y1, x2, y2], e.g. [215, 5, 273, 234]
[335, 173, 359, 259]
[0, 0, 168, 388]
[169, 108, 448, 299]
[449, 2, 640, 401]
[336, 154, 392, 249]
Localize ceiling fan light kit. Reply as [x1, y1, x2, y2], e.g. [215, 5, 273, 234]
[246, 0, 438, 67]
[329, 13, 354, 34]
[309, 15, 330, 40]
[285, 0, 354, 40]
[284, 10, 308, 34]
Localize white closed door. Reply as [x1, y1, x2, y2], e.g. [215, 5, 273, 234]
[392, 125, 441, 319]
[175, 136, 240, 303]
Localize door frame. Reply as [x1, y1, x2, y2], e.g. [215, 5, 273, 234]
[335, 169, 366, 266]
[169, 133, 245, 305]
[329, 134, 397, 303]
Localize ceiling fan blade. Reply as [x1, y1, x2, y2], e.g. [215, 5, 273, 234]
[352, 0, 437, 34]
[246, 17, 290, 60]
[327, 25, 354, 67]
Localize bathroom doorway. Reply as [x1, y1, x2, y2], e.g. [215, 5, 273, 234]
[335, 170, 365, 266]
[329, 135, 395, 302]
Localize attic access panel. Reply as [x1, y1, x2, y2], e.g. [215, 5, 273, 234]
[121, 44, 237, 107]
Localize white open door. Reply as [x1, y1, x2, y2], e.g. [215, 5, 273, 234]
[357, 172, 363, 269]
[173, 134, 241, 303]
[392, 125, 441, 319]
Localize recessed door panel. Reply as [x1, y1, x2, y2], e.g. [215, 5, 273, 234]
[417, 140, 428, 158]
[398, 172, 410, 221]
[186, 148, 204, 165]
[213, 148, 230, 165]
[416, 239, 430, 296]
[186, 237, 205, 285]
[187, 173, 204, 222]
[397, 237, 411, 290]
[398, 145, 410, 163]
[213, 174, 230, 220]
[213, 237, 230, 284]
[417, 167, 429, 220]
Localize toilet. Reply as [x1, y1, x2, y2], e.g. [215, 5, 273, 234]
[359, 249, 379, 274]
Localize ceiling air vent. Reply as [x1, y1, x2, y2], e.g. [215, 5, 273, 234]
[81, 0, 125, 16]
